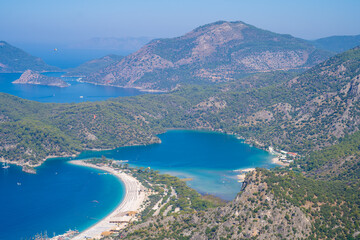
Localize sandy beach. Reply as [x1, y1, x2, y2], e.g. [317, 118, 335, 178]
[234, 168, 256, 182]
[271, 157, 289, 166]
[68, 160, 148, 240]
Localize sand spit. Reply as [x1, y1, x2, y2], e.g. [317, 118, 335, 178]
[69, 160, 148, 240]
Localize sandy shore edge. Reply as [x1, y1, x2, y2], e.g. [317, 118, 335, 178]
[271, 156, 290, 166]
[234, 168, 256, 182]
[68, 160, 148, 240]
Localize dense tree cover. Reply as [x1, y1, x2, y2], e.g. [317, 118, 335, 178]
[261, 169, 360, 239]
[296, 131, 360, 180]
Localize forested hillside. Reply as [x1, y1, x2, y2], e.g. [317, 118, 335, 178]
[0, 41, 60, 73]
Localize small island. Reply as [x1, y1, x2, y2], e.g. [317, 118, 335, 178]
[12, 70, 69, 88]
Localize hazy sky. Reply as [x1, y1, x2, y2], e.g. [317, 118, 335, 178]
[1, 0, 360, 44]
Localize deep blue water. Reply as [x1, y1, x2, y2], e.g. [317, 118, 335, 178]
[0, 73, 143, 103]
[0, 158, 124, 240]
[76, 130, 275, 200]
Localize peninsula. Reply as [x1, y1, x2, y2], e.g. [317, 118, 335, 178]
[13, 70, 69, 87]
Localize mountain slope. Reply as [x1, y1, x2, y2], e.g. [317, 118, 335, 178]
[83, 21, 332, 91]
[312, 34, 360, 53]
[64, 54, 123, 77]
[202, 46, 360, 153]
[0, 41, 60, 73]
[121, 171, 312, 239]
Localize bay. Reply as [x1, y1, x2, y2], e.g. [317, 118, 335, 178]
[0, 72, 143, 103]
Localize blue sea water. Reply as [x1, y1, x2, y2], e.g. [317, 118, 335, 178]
[0, 159, 124, 240]
[0, 73, 143, 103]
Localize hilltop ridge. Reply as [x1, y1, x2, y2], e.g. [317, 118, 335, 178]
[83, 21, 332, 91]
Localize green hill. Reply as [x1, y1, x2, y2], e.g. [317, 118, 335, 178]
[0, 41, 60, 73]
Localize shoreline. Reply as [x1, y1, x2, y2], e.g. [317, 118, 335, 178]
[67, 78, 169, 93]
[68, 160, 148, 240]
[234, 168, 256, 182]
[4, 128, 267, 174]
[271, 156, 290, 167]
[234, 155, 289, 182]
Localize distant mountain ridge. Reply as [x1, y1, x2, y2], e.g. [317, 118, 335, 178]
[67, 37, 152, 52]
[312, 34, 360, 53]
[64, 54, 123, 77]
[0, 41, 60, 73]
[83, 21, 332, 91]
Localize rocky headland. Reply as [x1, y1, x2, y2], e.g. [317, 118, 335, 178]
[13, 70, 69, 87]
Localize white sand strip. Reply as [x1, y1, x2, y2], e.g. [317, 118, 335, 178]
[69, 160, 147, 240]
[271, 157, 289, 166]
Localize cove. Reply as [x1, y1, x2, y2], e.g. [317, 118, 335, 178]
[0, 158, 124, 240]
[76, 130, 276, 200]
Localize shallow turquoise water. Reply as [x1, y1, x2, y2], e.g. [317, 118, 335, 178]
[76, 130, 276, 200]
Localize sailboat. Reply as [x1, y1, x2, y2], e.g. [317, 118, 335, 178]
[2, 160, 10, 169]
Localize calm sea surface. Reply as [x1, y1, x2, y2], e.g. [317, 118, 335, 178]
[0, 72, 143, 103]
[0, 159, 124, 240]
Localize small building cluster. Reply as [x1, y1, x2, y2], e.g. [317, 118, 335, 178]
[268, 147, 298, 164]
